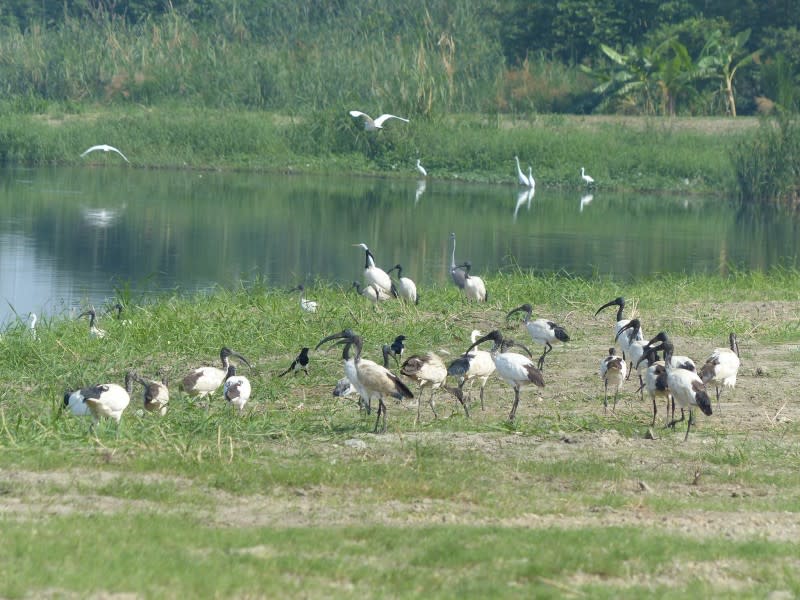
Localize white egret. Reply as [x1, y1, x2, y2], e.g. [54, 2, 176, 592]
[514, 156, 530, 187]
[80, 144, 130, 163]
[416, 159, 427, 177]
[348, 111, 409, 131]
[581, 167, 595, 187]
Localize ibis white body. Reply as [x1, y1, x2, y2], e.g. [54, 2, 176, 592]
[699, 333, 741, 409]
[599, 348, 627, 412]
[224, 366, 252, 414]
[401, 352, 450, 421]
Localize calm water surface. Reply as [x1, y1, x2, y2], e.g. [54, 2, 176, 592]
[1, 165, 798, 326]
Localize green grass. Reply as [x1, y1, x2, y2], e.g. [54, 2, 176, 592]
[1, 271, 799, 597]
[0, 106, 750, 193]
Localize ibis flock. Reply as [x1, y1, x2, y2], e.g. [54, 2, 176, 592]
[56, 236, 738, 442]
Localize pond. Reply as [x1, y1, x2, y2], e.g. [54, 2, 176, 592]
[1, 165, 798, 326]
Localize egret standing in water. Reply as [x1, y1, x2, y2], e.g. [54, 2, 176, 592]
[581, 167, 595, 188]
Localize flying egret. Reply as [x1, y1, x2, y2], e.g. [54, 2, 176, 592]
[581, 167, 595, 187]
[80, 144, 130, 163]
[348, 111, 409, 131]
[416, 159, 427, 177]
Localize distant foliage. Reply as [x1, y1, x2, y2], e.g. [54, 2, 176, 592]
[731, 115, 800, 206]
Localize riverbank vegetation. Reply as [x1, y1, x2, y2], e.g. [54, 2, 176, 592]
[0, 2, 799, 201]
[1, 270, 800, 596]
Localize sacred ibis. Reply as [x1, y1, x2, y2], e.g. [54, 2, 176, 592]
[354, 243, 393, 294]
[80, 144, 130, 163]
[131, 370, 169, 415]
[447, 329, 496, 410]
[278, 347, 310, 377]
[506, 304, 569, 370]
[181, 347, 251, 398]
[114, 303, 132, 325]
[295, 285, 318, 313]
[353, 281, 393, 303]
[699, 333, 741, 411]
[317, 329, 370, 414]
[599, 347, 627, 413]
[348, 110, 409, 131]
[644, 332, 696, 372]
[458, 261, 488, 302]
[70, 371, 134, 433]
[316, 329, 413, 433]
[401, 352, 461, 421]
[646, 340, 712, 440]
[643, 357, 671, 427]
[448, 233, 466, 290]
[79, 307, 106, 339]
[614, 319, 648, 396]
[595, 296, 645, 366]
[223, 364, 252, 414]
[466, 330, 544, 422]
[389, 264, 418, 304]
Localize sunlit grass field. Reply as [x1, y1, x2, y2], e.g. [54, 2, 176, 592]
[1, 271, 799, 597]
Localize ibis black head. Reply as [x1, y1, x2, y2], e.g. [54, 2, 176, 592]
[63, 391, 72, 407]
[466, 329, 503, 353]
[506, 304, 533, 322]
[608, 347, 617, 356]
[220, 347, 251, 368]
[459, 260, 473, 271]
[595, 296, 625, 318]
[647, 331, 669, 346]
[226, 364, 237, 378]
[696, 389, 713, 417]
[78, 307, 97, 320]
[315, 328, 357, 351]
[729, 332, 739, 356]
[615, 318, 641, 341]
